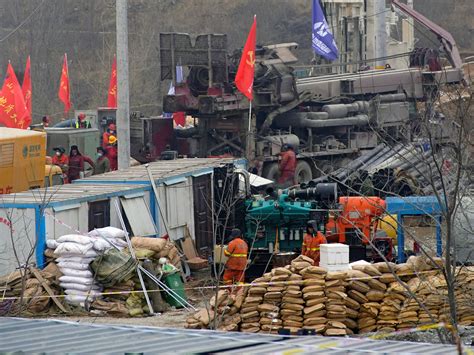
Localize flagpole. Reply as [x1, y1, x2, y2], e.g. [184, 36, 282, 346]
[247, 100, 252, 132]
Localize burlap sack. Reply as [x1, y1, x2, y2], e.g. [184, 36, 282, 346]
[303, 279, 326, 286]
[326, 271, 347, 280]
[292, 255, 314, 264]
[373, 262, 396, 274]
[352, 264, 382, 277]
[260, 318, 282, 326]
[379, 273, 397, 284]
[343, 317, 358, 329]
[327, 305, 346, 313]
[217, 323, 239, 331]
[285, 285, 301, 292]
[131, 236, 167, 252]
[346, 269, 371, 280]
[303, 316, 327, 326]
[344, 296, 360, 310]
[283, 320, 304, 328]
[273, 267, 293, 276]
[359, 325, 377, 333]
[378, 326, 396, 332]
[346, 307, 359, 319]
[360, 304, 379, 318]
[348, 290, 369, 304]
[193, 309, 215, 326]
[291, 261, 313, 271]
[366, 290, 385, 302]
[240, 326, 260, 333]
[399, 311, 418, 318]
[244, 316, 261, 323]
[240, 305, 259, 314]
[210, 289, 230, 307]
[244, 296, 263, 304]
[264, 292, 282, 300]
[325, 279, 345, 287]
[327, 291, 347, 300]
[302, 285, 324, 293]
[281, 303, 304, 311]
[284, 290, 302, 297]
[282, 296, 305, 305]
[306, 298, 328, 307]
[267, 286, 285, 292]
[378, 313, 400, 320]
[327, 320, 346, 329]
[248, 287, 267, 295]
[281, 309, 302, 316]
[348, 280, 370, 293]
[286, 280, 304, 286]
[325, 286, 346, 293]
[368, 278, 387, 291]
[358, 317, 377, 328]
[303, 291, 325, 300]
[281, 315, 304, 322]
[289, 273, 303, 281]
[303, 303, 324, 313]
[257, 303, 279, 313]
[241, 310, 259, 320]
[261, 324, 281, 332]
[377, 320, 398, 327]
[325, 328, 346, 336]
[302, 273, 326, 280]
[271, 274, 289, 282]
[395, 263, 414, 276]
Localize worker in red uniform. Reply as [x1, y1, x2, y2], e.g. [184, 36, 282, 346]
[278, 144, 296, 187]
[102, 123, 116, 148]
[223, 228, 248, 285]
[52, 146, 69, 184]
[302, 220, 327, 266]
[106, 135, 118, 171]
[67, 145, 95, 182]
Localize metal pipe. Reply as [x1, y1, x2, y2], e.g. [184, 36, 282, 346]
[274, 113, 369, 128]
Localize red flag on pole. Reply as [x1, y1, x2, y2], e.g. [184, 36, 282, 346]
[0, 63, 31, 129]
[22, 56, 32, 117]
[58, 54, 71, 115]
[107, 56, 117, 108]
[235, 15, 257, 101]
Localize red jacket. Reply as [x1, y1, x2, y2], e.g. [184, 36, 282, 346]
[278, 150, 296, 184]
[102, 132, 111, 148]
[68, 154, 94, 181]
[302, 231, 327, 266]
[106, 145, 118, 171]
[224, 237, 248, 271]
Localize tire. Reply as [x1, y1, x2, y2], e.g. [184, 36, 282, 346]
[262, 162, 280, 182]
[295, 160, 312, 184]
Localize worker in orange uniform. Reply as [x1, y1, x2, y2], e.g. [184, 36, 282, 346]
[102, 123, 116, 148]
[302, 220, 327, 266]
[278, 144, 296, 187]
[52, 146, 69, 184]
[223, 228, 248, 285]
[106, 135, 118, 171]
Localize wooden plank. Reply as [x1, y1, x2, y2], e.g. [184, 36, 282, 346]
[30, 268, 68, 313]
[180, 226, 198, 260]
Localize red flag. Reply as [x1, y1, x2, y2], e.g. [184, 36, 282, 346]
[0, 63, 31, 129]
[22, 56, 32, 116]
[107, 56, 117, 108]
[235, 16, 257, 100]
[58, 54, 71, 114]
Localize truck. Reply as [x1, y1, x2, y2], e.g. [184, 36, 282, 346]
[159, 1, 466, 182]
[0, 128, 47, 194]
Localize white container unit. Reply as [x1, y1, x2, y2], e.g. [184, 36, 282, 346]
[320, 243, 350, 271]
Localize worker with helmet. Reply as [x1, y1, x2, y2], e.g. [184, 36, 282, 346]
[106, 135, 118, 171]
[278, 144, 296, 187]
[302, 220, 327, 266]
[75, 113, 91, 129]
[223, 228, 248, 285]
[102, 123, 116, 148]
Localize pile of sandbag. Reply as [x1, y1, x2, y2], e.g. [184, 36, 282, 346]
[0, 263, 63, 315]
[131, 236, 181, 268]
[185, 289, 244, 330]
[47, 227, 128, 306]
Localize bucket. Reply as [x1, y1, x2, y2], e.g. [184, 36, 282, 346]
[273, 252, 298, 268]
[163, 272, 187, 308]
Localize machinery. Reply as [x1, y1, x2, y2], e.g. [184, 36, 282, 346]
[160, 3, 464, 182]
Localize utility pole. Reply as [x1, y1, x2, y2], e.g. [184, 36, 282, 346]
[116, 0, 130, 169]
[374, 0, 387, 68]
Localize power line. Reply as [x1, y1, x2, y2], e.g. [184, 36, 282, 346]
[0, 0, 46, 43]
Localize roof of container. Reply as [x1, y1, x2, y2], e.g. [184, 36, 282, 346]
[0, 127, 45, 139]
[75, 157, 244, 184]
[0, 318, 463, 354]
[0, 183, 148, 207]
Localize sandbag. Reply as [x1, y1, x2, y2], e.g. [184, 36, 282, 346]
[56, 256, 95, 264]
[366, 290, 385, 302]
[54, 242, 93, 256]
[57, 234, 92, 245]
[60, 282, 101, 292]
[88, 227, 126, 239]
[90, 248, 137, 287]
[59, 268, 93, 278]
[57, 261, 90, 270]
[46, 239, 59, 249]
[59, 275, 95, 285]
[131, 236, 167, 252]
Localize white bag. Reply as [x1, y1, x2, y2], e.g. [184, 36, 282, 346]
[54, 242, 93, 256]
[60, 282, 101, 292]
[92, 238, 114, 251]
[65, 294, 89, 304]
[46, 239, 58, 249]
[88, 227, 126, 239]
[57, 234, 92, 245]
[57, 261, 91, 270]
[56, 256, 95, 264]
[59, 268, 93, 278]
[59, 275, 94, 285]
[64, 289, 101, 297]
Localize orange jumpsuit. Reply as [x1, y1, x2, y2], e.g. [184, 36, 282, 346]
[302, 231, 327, 266]
[52, 154, 70, 184]
[278, 150, 296, 185]
[223, 237, 248, 284]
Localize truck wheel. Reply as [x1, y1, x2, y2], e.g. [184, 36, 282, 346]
[262, 163, 279, 182]
[295, 160, 312, 183]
